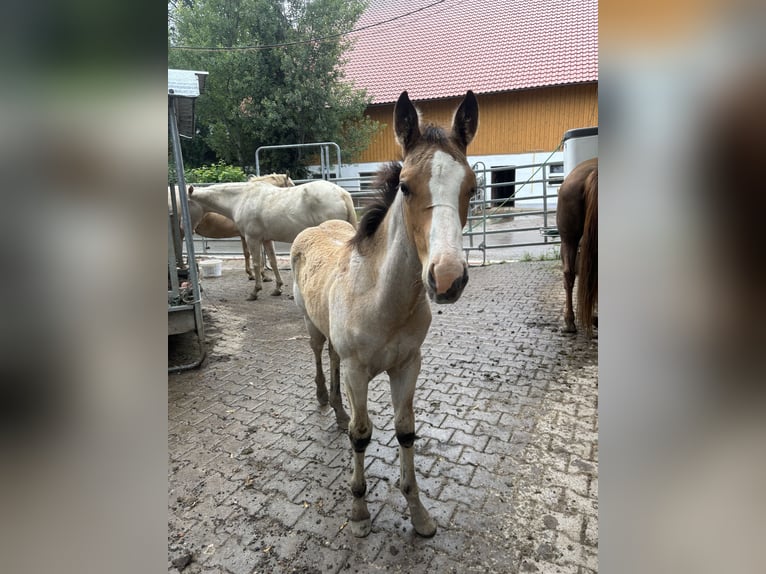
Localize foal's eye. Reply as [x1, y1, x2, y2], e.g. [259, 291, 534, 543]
[399, 182, 411, 196]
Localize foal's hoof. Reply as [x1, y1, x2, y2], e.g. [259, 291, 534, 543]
[349, 518, 371, 538]
[270, 288, 282, 297]
[262, 276, 273, 283]
[562, 322, 577, 333]
[246, 293, 258, 301]
[247, 276, 255, 281]
[414, 518, 437, 538]
[335, 414, 350, 431]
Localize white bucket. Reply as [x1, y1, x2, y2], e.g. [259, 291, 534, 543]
[199, 259, 223, 278]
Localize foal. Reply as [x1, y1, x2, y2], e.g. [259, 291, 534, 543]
[291, 90, 478, 537]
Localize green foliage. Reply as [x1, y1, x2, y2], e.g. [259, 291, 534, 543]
[539, 247, 560, 261]
[187, 161, 248, 183]
[168, 159, 178, 185]
[519, 247, 561, 262]
[168, 0, 380, 173]
[179, 123, 218, 168]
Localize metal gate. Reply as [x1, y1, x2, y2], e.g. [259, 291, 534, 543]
[462, 158, 563, 265]
[187, 156, 564, 265]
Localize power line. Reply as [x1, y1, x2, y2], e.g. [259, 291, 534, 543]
[169, 0, 450, 52]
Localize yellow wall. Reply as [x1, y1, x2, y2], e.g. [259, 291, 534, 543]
[355, 83, 598, 163]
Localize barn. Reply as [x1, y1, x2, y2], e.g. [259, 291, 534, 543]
[331, 0, 598, 206]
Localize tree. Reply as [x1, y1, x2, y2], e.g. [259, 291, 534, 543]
[168, 0, 379, 175]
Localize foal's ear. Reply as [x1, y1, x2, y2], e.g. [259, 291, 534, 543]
[451, 90, 479, 151]
[394, 91, 421, 153]
[187, 185, 194, 195]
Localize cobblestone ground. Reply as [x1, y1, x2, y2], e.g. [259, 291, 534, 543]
[169, 258, 598, 574]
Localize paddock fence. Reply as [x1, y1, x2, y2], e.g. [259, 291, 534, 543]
[185, 158, 564, 265]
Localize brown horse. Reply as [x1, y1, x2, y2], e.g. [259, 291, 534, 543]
[556, 158, 598, 335]
[291, 90, 478, 537]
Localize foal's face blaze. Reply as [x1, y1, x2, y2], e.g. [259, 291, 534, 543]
[402, 150, 474, 304]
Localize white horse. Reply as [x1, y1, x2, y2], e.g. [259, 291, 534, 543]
[291, 90, 479, 537]
[171, 174, 294, 283]
[187, 178, 358, 300]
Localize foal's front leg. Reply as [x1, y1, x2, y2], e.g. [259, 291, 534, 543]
[388, 352, 436, 537]
[344, 361, 373, 537]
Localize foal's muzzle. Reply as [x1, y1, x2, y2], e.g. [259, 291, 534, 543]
[427, 264, 469, 304]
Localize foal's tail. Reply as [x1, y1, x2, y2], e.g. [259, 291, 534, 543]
[342, 191, 359, 229]
[577, 166, 598, 336]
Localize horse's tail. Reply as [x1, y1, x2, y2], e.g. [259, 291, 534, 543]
[342, 190, 359, 229]
[577, 166, 598, 336]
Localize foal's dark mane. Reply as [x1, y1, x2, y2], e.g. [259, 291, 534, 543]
[349, 123, 459, 250]
[420, 124, 449, 146]
[349, 161, 401, 249]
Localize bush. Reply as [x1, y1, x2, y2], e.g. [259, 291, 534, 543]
[168, 160, 178, 185]
[186, 161, 247, 183]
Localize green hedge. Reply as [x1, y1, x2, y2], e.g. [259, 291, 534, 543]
[186, 161, 247, 183]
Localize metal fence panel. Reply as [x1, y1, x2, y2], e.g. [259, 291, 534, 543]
[185, 159, 564, 265]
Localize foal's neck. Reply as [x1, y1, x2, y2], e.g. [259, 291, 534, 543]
[375, 195, 427, 312]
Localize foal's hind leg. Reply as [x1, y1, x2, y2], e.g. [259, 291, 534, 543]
[305, 321, 329, 406]
[561, 240, 578, 333]
[388, 352, 436, 537]
[262, 240, 284, 296]
[327, 342, 350, 430]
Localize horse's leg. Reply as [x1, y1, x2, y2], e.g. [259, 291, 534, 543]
[305, 320, 329, 406]
[241, 236, 255, 280]
[561, 239, 578, 333]
[263, 240, 284, 296]
[245, 235, 263, 300]
[260, 241, 273, 283]
[327, 341, 350, 430]
[344, 361, 373, 537]
[388, 352, 436, 537]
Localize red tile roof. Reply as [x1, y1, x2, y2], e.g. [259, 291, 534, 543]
[344, 0, 598, 104]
